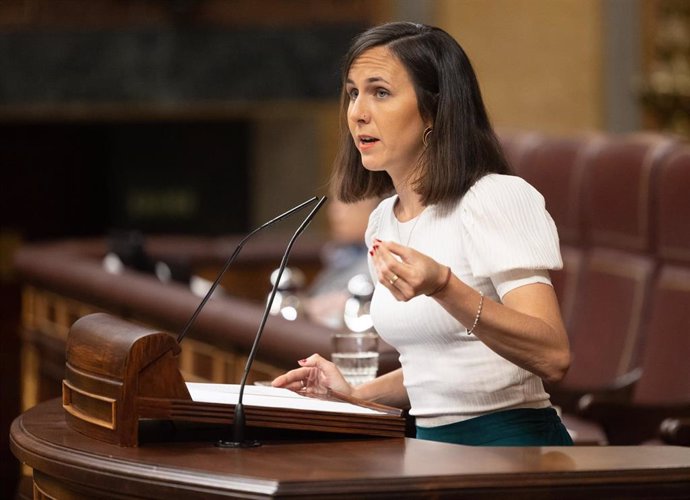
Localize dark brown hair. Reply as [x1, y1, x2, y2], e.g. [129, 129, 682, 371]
[332, 22, 510, 209]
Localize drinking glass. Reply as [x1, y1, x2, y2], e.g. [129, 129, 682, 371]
[331, 332, 379, 386]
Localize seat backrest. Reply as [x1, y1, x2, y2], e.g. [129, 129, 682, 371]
[517, 134, 601, 246]
[655, 145, 690, 265]
[558, 135, 675, 391]
[581, 134, 675, 252]
[633, 145, 690, 405]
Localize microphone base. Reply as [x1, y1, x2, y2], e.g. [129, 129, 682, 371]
[215, 439, 261, 448]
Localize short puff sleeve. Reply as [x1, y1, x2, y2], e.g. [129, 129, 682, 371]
[460, 174, 562, 279]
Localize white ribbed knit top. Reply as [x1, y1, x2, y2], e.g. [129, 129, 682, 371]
[365, 174, 563, 427]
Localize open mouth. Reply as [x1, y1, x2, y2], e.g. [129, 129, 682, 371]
[359, 136, 379, 145]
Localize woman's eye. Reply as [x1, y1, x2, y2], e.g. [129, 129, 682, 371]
[348, 89, 359, 100]
[376, 88, 390, 98]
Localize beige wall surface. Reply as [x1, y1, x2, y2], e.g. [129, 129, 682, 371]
[434, 0, 604, 134]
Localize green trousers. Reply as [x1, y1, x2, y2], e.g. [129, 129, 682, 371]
[416, 407, 573, 446]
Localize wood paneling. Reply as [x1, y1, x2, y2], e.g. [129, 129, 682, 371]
[435, 0, 604, 134]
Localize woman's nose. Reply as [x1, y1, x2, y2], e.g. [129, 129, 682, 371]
[350, 98, 369, 124]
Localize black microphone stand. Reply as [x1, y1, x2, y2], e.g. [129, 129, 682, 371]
[218, 196, 327, 448]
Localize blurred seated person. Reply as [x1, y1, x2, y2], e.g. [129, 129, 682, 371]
[304, 196, 381, 328]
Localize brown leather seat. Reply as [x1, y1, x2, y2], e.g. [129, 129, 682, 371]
[554, 135, 676, 398]
[638, 145, 690, 406]
[552, 136, 681, 445]
[577, 144, 690, 444]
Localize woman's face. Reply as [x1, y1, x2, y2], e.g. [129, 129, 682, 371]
[345, 46, 428, 180]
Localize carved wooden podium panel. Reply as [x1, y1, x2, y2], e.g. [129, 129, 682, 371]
[62, 313, 191, 446]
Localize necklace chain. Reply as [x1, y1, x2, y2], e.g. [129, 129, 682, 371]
[396, 214, 421, 247]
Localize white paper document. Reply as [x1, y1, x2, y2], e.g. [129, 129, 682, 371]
[186, 382, 385, 415]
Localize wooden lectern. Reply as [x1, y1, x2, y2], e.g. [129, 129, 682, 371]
[12, 313, 690, 498]
[61, 313, 405, 447]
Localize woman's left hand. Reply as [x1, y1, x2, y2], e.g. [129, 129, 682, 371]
[371, 239, 449, 301]
[272, 354, 353, 395]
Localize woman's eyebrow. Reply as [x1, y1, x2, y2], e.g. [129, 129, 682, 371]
[346, 76, 391, 85]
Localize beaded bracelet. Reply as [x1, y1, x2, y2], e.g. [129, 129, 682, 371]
[466, 291, 484, 335]
[426, 266, 452, 296]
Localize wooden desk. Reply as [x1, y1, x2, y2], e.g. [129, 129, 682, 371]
[11, 399, 690, 499]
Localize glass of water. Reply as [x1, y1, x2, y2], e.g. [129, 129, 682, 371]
[331, 332, 379, 386]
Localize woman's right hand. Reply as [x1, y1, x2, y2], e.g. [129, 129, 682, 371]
[271, 354, 353, 395]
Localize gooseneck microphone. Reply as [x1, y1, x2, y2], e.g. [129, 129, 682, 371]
[219, 196, 327, 448]
[176, 196, 319, 344]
